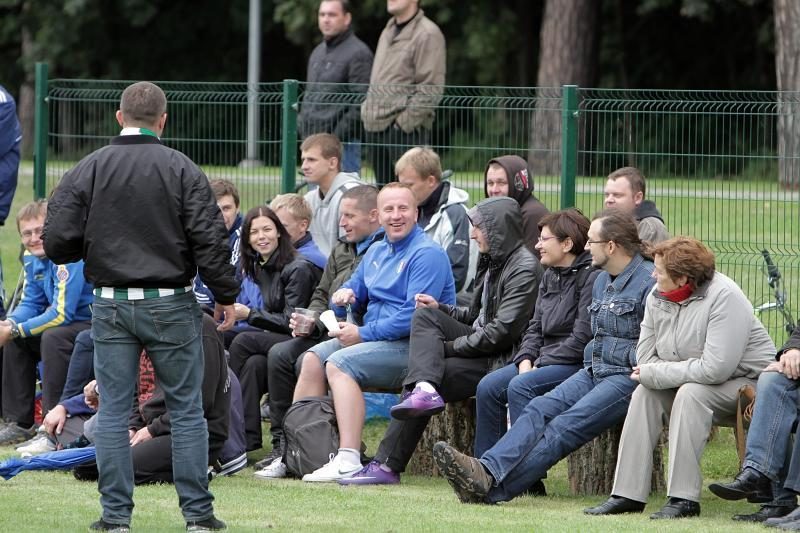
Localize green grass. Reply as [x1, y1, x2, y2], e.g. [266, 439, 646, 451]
[0, 422, 769, 532]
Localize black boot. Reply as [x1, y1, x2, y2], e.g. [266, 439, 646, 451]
[650, 497, 700, 519]
[709, 467, 773, 503]
[584, 496, 646, 515]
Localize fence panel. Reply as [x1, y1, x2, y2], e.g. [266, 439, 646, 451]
[577, 89, 800, 345]
[45, 80, 286, 207]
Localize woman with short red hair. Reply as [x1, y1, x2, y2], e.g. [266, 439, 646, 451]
[586, 236, 775, 519]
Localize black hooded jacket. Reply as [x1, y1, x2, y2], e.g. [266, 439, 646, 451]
[439, 196, 543, 370]
[513, 250, 600, 367]
[484, 155, 550, 256]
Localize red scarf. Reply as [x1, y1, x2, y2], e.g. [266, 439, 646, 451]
[659, 283, 695, 303]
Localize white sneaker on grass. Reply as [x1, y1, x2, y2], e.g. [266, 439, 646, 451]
[302, 454, 361, 482]
[253, 457, 287, 479]
[17, 434, 55, 456]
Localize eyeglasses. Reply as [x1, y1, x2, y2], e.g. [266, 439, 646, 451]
[537, 235, 560, 243]
[21, 226, 44, 240]
[586, 240, 610, 245]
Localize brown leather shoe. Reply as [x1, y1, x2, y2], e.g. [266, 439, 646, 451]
[433, 441, 493, 504]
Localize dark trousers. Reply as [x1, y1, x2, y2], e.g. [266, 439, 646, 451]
[375, 307, 490, 472]
[2, 321, 90, 426]
[59, 328, 95, 402]
[366, 126, 430, 186]
[228, 330, 292, 451]
[266, 336, 319, 448]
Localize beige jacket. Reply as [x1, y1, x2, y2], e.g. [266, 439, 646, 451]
[637, 272, 774, 389]
[361, 9, 446, 133]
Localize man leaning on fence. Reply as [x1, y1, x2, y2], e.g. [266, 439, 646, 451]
[361, 0, 446, 186]
[298, 0, 373, 173]
[44, 81, 238, 533]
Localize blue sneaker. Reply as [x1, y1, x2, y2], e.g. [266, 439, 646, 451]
[390, 386, 445, 420]
[339, 460, 400, 485]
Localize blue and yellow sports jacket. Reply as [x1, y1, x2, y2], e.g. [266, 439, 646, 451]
[9, 252, 93, 337]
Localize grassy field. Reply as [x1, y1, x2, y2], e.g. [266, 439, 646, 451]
[1, 163, 792, 530]
[0, 421, 773, 532]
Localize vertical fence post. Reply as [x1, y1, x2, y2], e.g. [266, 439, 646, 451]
[560, 84, 578, 209]
[281, 79, 299, 194]
[33, 62, 49, 200]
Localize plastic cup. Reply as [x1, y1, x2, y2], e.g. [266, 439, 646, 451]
[293, 307, 319, 336]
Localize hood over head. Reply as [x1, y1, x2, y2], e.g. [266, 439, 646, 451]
[484, 155, 534, 205]
[468, 196, 524, 264]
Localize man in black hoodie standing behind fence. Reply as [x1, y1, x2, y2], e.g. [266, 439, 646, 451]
[603, 166, 670, 245]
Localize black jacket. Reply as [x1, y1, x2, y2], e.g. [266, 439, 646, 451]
[513, 250, 600, 367]
[778, 324, 800, 359]
[246, 254, 321, 334]
[306, 230, 384, 338]
[129, 314, 229, 464]
[298, 28, 374, 141]
[44, 135, 239, 304]
[440, 196, 542, 369]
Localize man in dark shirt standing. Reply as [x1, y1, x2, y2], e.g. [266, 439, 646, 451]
[298, 0, 373, 173]
[44, 82, 238, 533]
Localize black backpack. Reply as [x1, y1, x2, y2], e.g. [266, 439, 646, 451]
[283, 396, 339, 477]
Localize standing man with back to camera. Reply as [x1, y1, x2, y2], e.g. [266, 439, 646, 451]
[298, 0, 374, 173]
[45, 81, 239, 533]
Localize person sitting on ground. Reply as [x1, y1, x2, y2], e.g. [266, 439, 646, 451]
[603, 166, 670, 245]
[705, 328, 800, 525]
[301, 133, 363, 258]
[253, 185, 384, 478]
[433, 209, 655, 504]
[17, 328, 97, 455]
[270, 193, 327, 270]
[66, 313, 233, 485]
[293, 183, 456, 482]
[339, 196, 541, 486]
[585, 237, 774, 519]
[193, 178, 243, 308]
[472, 208, 599, 493]
[483, 155, 549, 256]
[395, 146, 476, 296]
[0, 200, 94, 446]
[227, 206, 321, 451]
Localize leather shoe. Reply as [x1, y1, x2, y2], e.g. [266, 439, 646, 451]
[766, 505, 800, 527]
[733, 504, 797, 522]
[650, 497, 700, 519]
[584, 495, 646, 515]
[709, 467, 773, 503]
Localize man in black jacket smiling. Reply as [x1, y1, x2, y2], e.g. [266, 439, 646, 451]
[44, 81, 238, 533]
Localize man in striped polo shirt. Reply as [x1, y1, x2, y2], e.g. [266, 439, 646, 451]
[44, 81, 239, 533]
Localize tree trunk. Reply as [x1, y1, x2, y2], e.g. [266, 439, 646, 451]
[774, 0, 800, 189]
[406, 398, 475, 476]
[530, 0, 599, 176]
[567, 424, 666, 495]
[19, 8, 35, 159]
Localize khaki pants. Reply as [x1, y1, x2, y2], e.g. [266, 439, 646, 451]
[612, 377, 755, 503]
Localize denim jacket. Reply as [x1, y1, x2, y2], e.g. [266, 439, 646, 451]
[584, 253, 655, 378]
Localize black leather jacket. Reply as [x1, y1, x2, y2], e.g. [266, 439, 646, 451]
[44, 135, 239, 304]
[440, 197, 542, 370]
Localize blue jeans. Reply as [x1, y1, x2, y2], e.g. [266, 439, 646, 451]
[311, 338, 410, 389]
[474, 363, 580, 457]
[341, 142, 361, 173]
[480, 369, 636, 503]
[744, 371, 800, 505]
[92, 293, 212, 524]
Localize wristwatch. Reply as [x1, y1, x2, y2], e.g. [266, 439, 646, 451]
[9, 320, 20, 339]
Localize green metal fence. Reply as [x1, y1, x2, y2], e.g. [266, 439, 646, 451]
[35, 67, 800, 344]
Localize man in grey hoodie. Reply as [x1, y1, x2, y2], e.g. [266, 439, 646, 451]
[301, 133, 364, 257]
